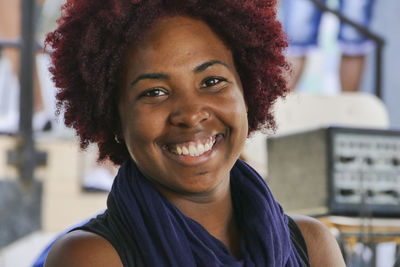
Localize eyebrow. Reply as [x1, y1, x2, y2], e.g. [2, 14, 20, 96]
[130, 60, 230, 86]
[131, 73, 169, 87]
[193, 60, 230, 73]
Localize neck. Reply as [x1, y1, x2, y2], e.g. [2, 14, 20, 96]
[161, 178, 241, 259]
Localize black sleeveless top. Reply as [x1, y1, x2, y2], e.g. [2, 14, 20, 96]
[74, 197, 310, 267]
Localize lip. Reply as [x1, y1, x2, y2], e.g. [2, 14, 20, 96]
[161, 134, 224, 166]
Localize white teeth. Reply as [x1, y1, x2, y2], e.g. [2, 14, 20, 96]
[204, 143, 210, 151]
[182, 146, 189, 155]
[189, 145, 196, 156]
[170, 135, 218, 156]
[197, 143, 205, 155]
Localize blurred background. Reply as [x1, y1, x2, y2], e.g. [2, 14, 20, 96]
[0, 0, 399, 266]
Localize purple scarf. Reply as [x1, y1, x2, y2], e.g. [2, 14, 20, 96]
[110, 158, 303, 266]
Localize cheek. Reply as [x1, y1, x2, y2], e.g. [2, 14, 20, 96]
[233, 95, 249, 145]
[228, 91, 248, 130]
[234, 104, 249, 146]
[119, 104, 162, 152]
[218, 90, 248, 146]
[122, 118, 161, 165]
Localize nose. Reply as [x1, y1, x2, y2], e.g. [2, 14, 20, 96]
[169, 101, 211, 128]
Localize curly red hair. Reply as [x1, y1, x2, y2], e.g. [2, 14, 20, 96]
[46, 0, 288, 165]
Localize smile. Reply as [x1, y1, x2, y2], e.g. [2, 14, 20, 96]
[166, 135, 217, 157]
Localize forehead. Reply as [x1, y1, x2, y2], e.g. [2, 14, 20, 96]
[126, 16, 235, 72]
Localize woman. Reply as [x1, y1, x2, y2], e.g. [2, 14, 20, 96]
[44, 0, 345, 266]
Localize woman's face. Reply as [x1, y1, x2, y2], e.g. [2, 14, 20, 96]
[118, 16, 248, 197]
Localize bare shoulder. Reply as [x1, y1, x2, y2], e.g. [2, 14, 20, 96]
[44, 230, 123, 267]
[291, 215, 346, 267]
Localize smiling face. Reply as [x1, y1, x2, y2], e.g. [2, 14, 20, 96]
[118, 16, 248, 197]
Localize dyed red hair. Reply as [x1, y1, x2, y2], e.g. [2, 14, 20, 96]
[46, 0, 288, 165]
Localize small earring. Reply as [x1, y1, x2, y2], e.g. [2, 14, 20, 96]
[114, 134, 122, 144]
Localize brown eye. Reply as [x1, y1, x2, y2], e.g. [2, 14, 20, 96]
[140, 88, 168, 98]
[201, 77, 227, 88]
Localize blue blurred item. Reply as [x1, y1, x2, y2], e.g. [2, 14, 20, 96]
[281, 0, 375, 56]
